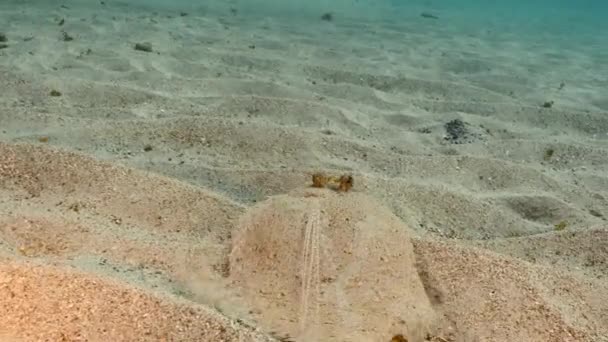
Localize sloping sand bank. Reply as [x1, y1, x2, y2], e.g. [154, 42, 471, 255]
[0, 143, 606, 341]
[1, 1, 607, 340]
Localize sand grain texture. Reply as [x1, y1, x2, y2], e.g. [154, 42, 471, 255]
[0, 262, 271, 342]
[0, 1, 607, 341]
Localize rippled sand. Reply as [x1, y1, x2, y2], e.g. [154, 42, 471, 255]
[0, 1, 607, 341]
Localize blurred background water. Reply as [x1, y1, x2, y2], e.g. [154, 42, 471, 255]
[111, 0, 608, 34]
[106, 0, 608, 86]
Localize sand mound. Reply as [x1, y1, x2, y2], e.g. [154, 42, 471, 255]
[0, 142, 241, 240]
[475, 226, 608, 279]
[0, 142, 263, 339]
[0, 261, 272, 342]
[228, 188, 437, 341]
[414, 239, 608, 341]
[226, 187, 608, 342]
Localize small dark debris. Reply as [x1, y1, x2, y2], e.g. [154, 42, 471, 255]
[321, 12, 333, 21]
[77, 48, 93, 58]
[143, 144, 153, 152]
[589, 209, 603, 218]
[542, 100, 554, 108]
[180, 12, 188, 16]
[558, 82, 565, 90]
[0, 44, 7, 50]
[321, 276, 335, 283]
[134, 42, 153, 52]
[212, 261, 231, 278]
[543, 148, 554, 161]
[230, 8, 237, 15]
[418, 127, 432, 134]
[49, 90, 62, 97]
[421, 12, 439, 19]
[248, 44, 255, 49]
[269, 332, 295, 342]
[61, 30, 73, 41]
[0, 33, 7, 42]
[58, 18, 65, 26]
[444, 119, 470, 144]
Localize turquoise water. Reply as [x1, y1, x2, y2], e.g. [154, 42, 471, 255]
[112, 0, 607, 86]
[0, 0, 605, 122]
[4, 0, 606, 66]
[118, 0, 608, 31]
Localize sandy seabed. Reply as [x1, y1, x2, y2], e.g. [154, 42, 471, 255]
[1, 1, 607, 341]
